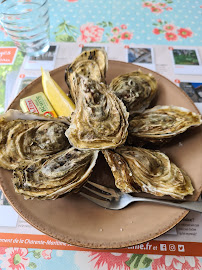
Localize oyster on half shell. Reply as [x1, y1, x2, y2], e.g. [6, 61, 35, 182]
[129, 105, 202, 144]
[65, 60, 102, 102]
[13, 148, 98, 200]
[66, 48, 108, 80]
[109, 70, 157, 116]
[103, 146, 194, 199]
[0, 110, 70, 170]
[66, 77, 129, 150]
[65, 49, 108, 102]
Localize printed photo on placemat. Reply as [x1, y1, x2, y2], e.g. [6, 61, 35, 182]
[170, 48, 202, 75]
[18, 77, 36, 93]
[126, 47, 156, 71]
[23, 45, 58, 70]
[180, 82, 202, 102]
[178, 81, 202, 113]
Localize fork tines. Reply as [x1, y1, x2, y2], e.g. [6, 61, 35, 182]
[80, 181, 118, 208]
[82, 181, 112, 199]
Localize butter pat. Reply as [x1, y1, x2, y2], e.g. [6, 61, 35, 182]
[20, 92, 57, 117]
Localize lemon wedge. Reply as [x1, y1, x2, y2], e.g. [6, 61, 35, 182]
[41, 67, 75, 117]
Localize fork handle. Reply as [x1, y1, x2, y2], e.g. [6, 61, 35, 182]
[131, 197, 202, 213]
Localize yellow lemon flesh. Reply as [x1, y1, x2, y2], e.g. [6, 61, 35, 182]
[41, 67, 75, 117]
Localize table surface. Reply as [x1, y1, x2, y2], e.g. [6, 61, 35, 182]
[0, 0, 202, 269]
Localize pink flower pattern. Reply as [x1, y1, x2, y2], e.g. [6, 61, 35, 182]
[156, 2, 166, 7]
[42, 250, 52, 260]
[150, 6, 163, 13]
[78, 22, 133, 44]
[111, 27, 120, 35]
[0, 247, 200, 269]
[121, 31, 133, 40]
[109, 26, 132, 43]
[78, 22, 104, 43]
[120, 24, 127, 29]
[0, 248, 29, 270]
[75, 251, 130, 270]
[177, 28, 193, 38]
[163, 24, 176, 32]
[148, 255, 202, 270]
[109, 36, 120, 43]
[0, 248, 6, 255]
[142, 1, 153, 7]
[152, 19, 193, 41]
[142, 0, 173, 13]
[153, 28, 161, 34]
[0, 248, 56, 269]
[165, 32, 178, 41]
[90, 252, 130, 270]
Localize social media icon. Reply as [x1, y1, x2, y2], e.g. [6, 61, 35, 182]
[169, 244, 176, 251]
[178, 245, 185, 252]
[160, 244, 167, 251]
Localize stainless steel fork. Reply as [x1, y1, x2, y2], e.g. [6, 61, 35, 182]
[80, 181, 202, 212]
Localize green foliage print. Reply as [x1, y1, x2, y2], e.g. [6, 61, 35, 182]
[54, 20, 78, 42]
[27, 249, 52, 268]
[28, 262, 37, 269]
[125, 254, 153, 270]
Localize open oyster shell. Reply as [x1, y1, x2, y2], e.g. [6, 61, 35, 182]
[65, 49, 108, 101]
[0, 110, 70, 170]
[102, 150, 141, 193]
[66, 77, 129, 150]
[66, 48, 107, 79]
[65, 60, 102, 102]
[13, 148, 98, 200]
[103, 146, 194, 199]
[129, 105, 202, 144]
[109, 70, 157, 116]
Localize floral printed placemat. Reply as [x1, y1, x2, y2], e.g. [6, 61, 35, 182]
[0, 247, 202, 270]
[0, 0, 201, 45]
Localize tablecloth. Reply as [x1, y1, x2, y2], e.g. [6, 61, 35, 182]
[0, 0, 202, 269]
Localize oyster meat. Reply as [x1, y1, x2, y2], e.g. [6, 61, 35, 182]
[109, 70, 157, 115]
[129, 105, 202, 143]
[13, 148, 98, 200]
[65, 60, 102, 102]
[66, 77, 129, 150]
[103, 146, 194, 199]
[0, 110, 70, 170]
[65, 48, 108, 101]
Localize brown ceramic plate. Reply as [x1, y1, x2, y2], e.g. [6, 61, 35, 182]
[0, 61, 202, 249]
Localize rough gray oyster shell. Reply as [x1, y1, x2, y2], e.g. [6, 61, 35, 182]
[66, 77, 129, 150]
[65, 48, 108, 102]
[129, 105, 202, 144]
[103, 146, 194, 199]
[13, 148, 98, 200]
[0, 110, 70, 170]
[65, 60, 102, 102]
[109, 70, 157, 116]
